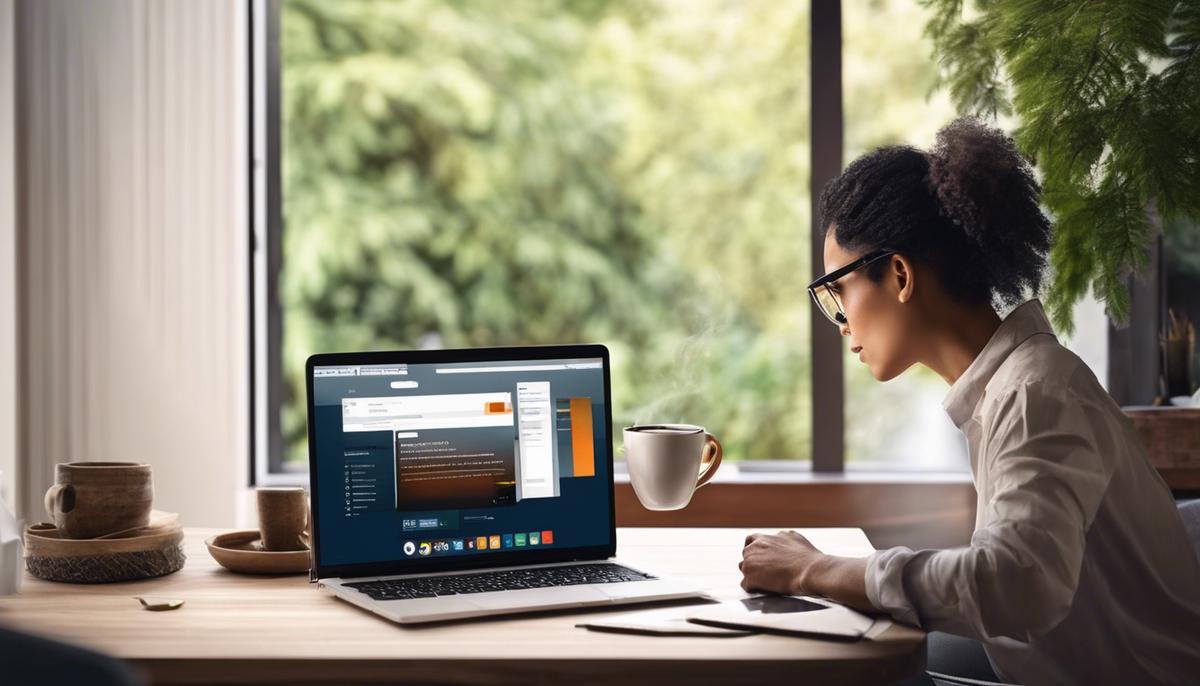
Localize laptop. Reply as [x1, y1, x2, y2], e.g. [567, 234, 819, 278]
[305, 344, 706, 624]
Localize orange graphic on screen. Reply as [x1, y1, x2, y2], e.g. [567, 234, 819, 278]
[476, 536, 489, 550]
[569, 398, 595, 477]
[484, 401, 513, 415]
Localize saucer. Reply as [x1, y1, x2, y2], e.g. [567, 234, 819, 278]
[204, 530, 310, 575]
[25, 513, 186, 583]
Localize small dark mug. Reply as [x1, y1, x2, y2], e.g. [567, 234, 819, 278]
[257, 487, 309, 552]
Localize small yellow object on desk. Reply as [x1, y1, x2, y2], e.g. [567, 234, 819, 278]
[135, 596, 184, 611]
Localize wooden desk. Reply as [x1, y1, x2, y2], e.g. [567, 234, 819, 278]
[0, 528, 925, 685]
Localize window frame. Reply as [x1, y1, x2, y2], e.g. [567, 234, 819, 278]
[252, 0, 299, 485]
[809, 0, 845, 473]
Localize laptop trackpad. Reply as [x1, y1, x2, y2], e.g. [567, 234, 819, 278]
[469, 585, 610, 610]
[389, 595, 484, 617]
[593, 579, 692, 599]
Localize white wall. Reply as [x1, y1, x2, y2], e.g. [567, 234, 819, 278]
[14, 0, 248, 527]
[0, 0, 16, 510]
[1061, 292, 1110, 391]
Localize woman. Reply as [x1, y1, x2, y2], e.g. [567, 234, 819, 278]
[738, 119, 1200, 684]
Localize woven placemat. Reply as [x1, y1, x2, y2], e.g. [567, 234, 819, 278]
[26, 545, 186, 584]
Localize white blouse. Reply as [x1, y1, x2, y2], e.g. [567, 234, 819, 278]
[865, 300, 1200, 685]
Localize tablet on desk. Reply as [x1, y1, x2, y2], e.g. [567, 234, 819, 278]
[687, 595, 876, 640]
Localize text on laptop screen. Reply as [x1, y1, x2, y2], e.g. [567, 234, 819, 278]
[311, 358, 611, 567]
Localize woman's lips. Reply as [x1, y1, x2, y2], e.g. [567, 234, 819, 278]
[850, 345, 863, 354]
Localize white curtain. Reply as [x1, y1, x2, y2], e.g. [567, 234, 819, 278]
[12, 0, 248, 528]
[1, 0, 17, 513]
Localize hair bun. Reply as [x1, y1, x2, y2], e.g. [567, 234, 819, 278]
[926, 117, 1051, 305]
[928, 118, 1024, 240]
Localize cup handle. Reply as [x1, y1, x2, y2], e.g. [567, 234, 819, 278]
[44, 483, 75, 517]
[695, 433, 723, 489]
[301, 502, 312, 547]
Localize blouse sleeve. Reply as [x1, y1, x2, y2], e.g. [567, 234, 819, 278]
[863, 381, 1120, 642]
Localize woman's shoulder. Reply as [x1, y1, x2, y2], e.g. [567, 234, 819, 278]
[984, 333, 1109, 411]
[976, 334, 1133, 480]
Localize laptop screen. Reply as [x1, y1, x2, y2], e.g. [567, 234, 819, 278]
[307, 348, 614, 575]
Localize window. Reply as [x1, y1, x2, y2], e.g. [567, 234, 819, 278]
[251, 0, 1107, 483]
[256, 0, 816, 482]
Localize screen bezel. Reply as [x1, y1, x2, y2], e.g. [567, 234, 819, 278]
[305, 344, 617, 581]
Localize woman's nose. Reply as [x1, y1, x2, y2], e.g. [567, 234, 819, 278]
[839, 322, 851, 337]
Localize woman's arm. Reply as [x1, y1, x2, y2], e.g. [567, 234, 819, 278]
[739, 531, 873, 612]
[741, 383, 1118, 642]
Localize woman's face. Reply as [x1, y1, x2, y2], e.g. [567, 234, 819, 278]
[821, 231, 922, 381]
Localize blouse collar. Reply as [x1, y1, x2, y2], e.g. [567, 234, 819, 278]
[942, 299, 1057, 428]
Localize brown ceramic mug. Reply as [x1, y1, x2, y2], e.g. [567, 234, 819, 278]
[257, 487, 309, 552]
[44, 462, 154, 539]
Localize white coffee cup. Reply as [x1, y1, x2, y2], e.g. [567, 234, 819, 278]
[624, 424, 723, 511]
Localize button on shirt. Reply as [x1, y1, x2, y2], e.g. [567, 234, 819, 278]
[865, 300, 1200, 685]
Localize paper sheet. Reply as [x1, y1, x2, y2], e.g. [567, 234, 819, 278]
[576, 606, 755, 637]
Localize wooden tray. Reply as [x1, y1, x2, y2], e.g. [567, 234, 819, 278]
[205, 530, 311, 575]
[24, 513, 185, 583]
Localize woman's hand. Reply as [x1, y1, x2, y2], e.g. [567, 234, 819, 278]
[739, 530, 824, 595]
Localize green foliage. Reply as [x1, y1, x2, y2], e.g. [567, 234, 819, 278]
[280, 0, 814, 464]
[922, 0, 1200, 333]
[280, 0, 967, 468]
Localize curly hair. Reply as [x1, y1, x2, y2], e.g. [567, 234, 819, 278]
[818, 118, 1052, 308]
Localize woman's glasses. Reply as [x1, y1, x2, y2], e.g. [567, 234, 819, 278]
[807, 249, 896, 326]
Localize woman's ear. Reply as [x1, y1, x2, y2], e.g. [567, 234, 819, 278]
[892, 255, 915, 303]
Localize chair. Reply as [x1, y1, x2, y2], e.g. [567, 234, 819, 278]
[922, 631, 1014, 686]
[0, 626, 141, 686]
[1177, 499, 1200, 561]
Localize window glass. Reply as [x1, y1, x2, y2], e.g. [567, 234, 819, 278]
[279, 0, 812, 468]
[841, 0, 966, 470]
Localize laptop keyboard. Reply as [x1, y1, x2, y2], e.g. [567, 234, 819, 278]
[344, 563, 657, 600]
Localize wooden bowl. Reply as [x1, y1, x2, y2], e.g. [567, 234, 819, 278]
[24, 518, 185, 583]
[205, 530, 311, 575]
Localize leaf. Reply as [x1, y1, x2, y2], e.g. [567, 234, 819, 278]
[135, 596, 185, 612]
